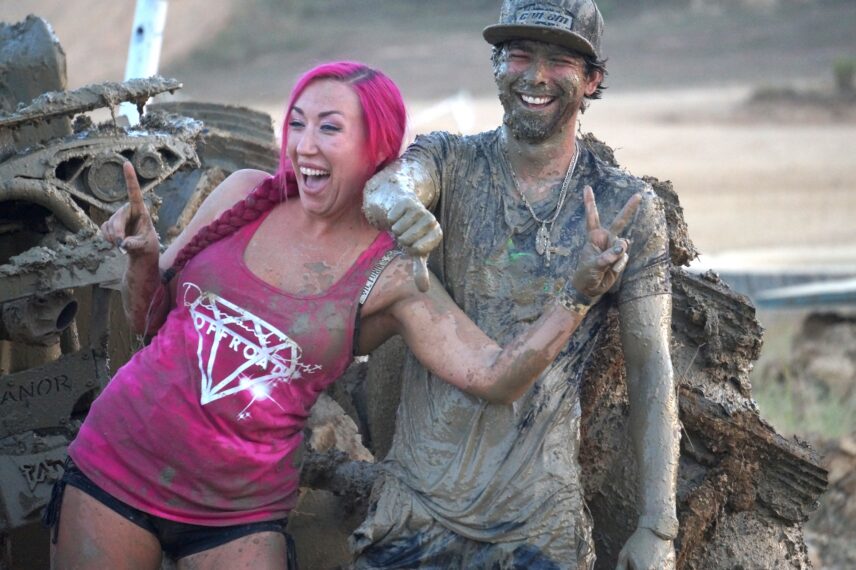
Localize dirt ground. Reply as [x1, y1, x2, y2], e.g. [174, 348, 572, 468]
[2, 0, 855, 567]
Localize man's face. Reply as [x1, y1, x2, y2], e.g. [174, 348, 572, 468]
[494, 39, 601, 143]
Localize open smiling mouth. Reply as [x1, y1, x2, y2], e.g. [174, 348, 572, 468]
[518, 93, 555, 109]
[299, 166, 330, 190]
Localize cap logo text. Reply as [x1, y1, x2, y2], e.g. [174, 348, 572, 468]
[515, 9, 573, 29]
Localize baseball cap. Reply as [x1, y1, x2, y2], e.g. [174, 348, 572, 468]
[483, 0, 604, 59]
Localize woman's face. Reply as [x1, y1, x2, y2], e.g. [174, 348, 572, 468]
[286, 79, 369, 218]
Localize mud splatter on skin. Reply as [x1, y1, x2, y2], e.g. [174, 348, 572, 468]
[355, 251, 580, 405]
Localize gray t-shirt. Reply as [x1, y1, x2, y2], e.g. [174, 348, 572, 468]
[352, 129, 670, 569]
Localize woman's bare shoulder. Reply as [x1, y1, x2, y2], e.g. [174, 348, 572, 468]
[210, 169, 270, 204]
[191, 169, 270, 222]
[160, 169, 273, 267]
[225, 168, 271, 185]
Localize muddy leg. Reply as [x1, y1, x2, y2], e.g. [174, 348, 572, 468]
[52, 486, 162, 570]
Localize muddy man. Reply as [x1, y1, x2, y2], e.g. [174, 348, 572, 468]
[353, 1, 680, 568]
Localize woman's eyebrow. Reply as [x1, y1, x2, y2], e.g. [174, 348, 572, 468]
[291, 106, 344, 119]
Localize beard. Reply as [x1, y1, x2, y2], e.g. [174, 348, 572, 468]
[499, 90, 576, 143]
[494, 67, 583, 143]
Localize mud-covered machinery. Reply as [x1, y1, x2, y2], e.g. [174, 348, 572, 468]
[0, 16, 198, 565]
[0, 16, 278, 568]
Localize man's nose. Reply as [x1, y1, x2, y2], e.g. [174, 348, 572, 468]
[523, 57, 549, 84]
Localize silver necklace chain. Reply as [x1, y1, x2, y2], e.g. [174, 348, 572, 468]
[503, 140, 580, 265]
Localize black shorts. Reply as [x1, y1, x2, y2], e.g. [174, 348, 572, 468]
[43, 459, 297, 565]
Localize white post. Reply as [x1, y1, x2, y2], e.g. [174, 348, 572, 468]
[120, 0, 169, 124]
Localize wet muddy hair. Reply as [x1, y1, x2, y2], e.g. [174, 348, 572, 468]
[491, 43, 608, 111]
[162, 61, 407, 284]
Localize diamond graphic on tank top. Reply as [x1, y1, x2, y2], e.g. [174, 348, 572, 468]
[182, 283, 320, 415]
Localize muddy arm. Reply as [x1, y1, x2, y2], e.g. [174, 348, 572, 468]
[299, 449, 380, 507]
[373, 267, 591, 405]
[616, 292, 680, 568]
[121, 248, 167, 335]
[100, 163, 170, 334]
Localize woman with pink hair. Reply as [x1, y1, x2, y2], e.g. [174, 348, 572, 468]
[47, 61, 636, 568]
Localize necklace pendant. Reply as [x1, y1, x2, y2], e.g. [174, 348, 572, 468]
[535, 224, 551, 256]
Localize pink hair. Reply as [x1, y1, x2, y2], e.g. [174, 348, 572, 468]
[162, 62, 406, 292]
[271, 61, 407, 197]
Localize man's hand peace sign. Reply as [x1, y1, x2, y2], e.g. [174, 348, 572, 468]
[99, 162, 160, 257]
[570, 186, 642, 301]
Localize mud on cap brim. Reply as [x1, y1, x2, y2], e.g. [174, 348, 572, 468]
[483, 24, 597, 57]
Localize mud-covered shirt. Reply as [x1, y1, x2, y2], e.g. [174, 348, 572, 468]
[352, 129, 669, 568]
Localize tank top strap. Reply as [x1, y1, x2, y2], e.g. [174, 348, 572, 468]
[359, 248, 403, 305]
[351, 232, 399, 355]
[345, 231, 396, 293]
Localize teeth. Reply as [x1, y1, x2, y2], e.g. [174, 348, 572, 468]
[300, 167, 329, 177]
[521, 94, 552, 105]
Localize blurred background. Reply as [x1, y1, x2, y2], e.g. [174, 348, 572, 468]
[1, 0, 853, 567]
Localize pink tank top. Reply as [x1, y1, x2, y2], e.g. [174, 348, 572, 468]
[70, 212, 395, 525]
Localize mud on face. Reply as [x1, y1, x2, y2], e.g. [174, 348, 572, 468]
[492, 41, 589, 143]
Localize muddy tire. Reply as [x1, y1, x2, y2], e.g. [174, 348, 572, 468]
[147, 101, 279, 172]
[146, 102, 279, 241]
